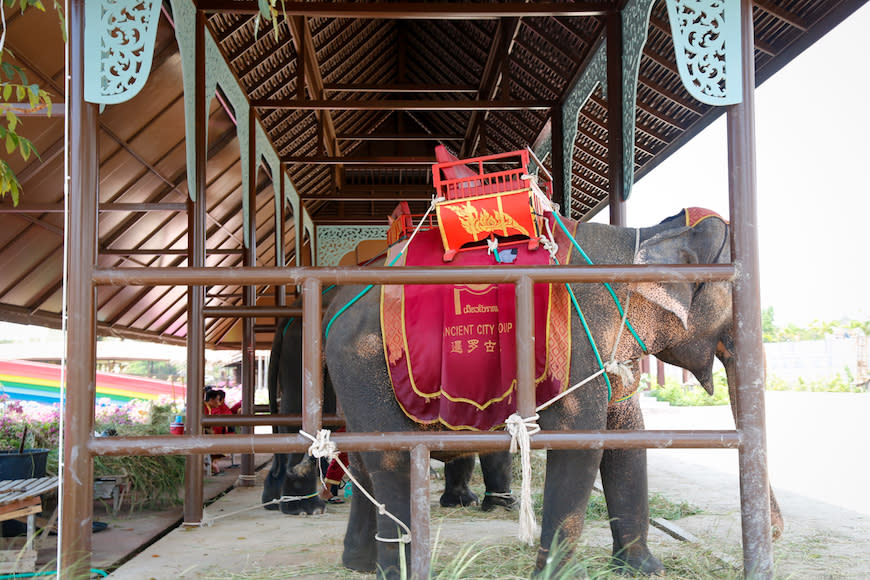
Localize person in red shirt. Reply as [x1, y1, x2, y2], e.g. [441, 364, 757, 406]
[204, 389, 234, 474]
[318, 427, 350, 503]
[320, 452, 350, 503]
[204, 389, 233, 434]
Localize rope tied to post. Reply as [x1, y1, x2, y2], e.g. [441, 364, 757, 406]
[505, 412, 540, 545]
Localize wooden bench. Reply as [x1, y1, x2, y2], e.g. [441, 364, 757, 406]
[0, 476, 59, 573]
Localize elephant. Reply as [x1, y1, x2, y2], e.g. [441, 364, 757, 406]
[321, 208, 780, 577]
[262, 305, 516, 515]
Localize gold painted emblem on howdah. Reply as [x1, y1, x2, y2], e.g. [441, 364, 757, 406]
[441, 202, 531, 239]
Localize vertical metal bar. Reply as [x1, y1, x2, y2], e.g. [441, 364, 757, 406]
[301, 276, 323, 433]
[410, 444, 431, 580]
[183, 8, 207, 526]
[276, 179, 287, 307]
[656, 358, 665, 388]
[61, 2, 98, 573]
[726, 1, 773, 577]
[240, 111, 257, 486]
[516, 276, 535, 418]
[606, 11, 626, 226]
[550, 104, 566, 216]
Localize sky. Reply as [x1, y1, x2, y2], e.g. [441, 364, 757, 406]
[2, 6, 868, 342]
[593, 3, 870, 327]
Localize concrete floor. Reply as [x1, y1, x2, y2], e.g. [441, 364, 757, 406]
[23, 455, 272, 575]
[27, 391, 870, 579]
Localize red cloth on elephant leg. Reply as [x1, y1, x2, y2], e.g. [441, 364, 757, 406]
[380, 213, 575, 431]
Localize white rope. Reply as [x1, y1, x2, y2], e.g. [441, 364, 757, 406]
[522, 173, 556, 215]
[505, 413, 540, 545]
[184, 489, 323, 528]
[300, 429, 412, 545]
[396, 194, 445, 259]
[540, 214, 559, 261]
[602, 229, 642, 388]
[536, 368, 606, 413]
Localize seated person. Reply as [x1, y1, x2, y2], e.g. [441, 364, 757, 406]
[204, 389, 233, 474]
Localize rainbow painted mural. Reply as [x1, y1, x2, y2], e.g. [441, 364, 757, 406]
[0, 359, 187, 405]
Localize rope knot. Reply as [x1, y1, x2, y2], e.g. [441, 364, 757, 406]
[540, 235, 558, 261]
[505, 412, 540, 452]
[303, 428, 339, 461]
[604, 360, 634, 386]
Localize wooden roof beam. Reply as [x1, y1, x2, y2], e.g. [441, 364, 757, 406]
[197, 2, 615, 18]
[252, 98, 553, 111]
[335, 132, 463, 141]
[753, 0, 810, 31]
[461, 17, 522, 157]
[324, 83, 478, 93]
[288, 15, 342, 189]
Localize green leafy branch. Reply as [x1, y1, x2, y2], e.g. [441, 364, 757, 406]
[0, 0, 64, 206]
[255, 0, 287, 39]
[0, 60, 49, 205]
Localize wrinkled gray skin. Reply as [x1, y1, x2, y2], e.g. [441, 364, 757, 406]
[262, 294, 515, 516]
[323, 210, 781, 578]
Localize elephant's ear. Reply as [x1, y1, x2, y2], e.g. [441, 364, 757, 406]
[632, 226, 698, 329]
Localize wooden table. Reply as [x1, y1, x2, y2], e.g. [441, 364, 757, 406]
[0, 477, 59, 573]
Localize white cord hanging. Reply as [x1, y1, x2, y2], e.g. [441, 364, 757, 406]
[505, 413, 540, 545]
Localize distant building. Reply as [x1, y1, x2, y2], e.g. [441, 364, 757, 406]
[764, 329, 869, 387]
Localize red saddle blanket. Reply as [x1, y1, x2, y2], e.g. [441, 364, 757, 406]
[381, 214, 576, 430]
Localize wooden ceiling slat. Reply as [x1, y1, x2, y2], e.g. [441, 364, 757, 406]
[197, 1, 616, 18]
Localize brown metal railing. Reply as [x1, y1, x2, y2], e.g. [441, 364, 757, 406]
[63, 1, 771, 578]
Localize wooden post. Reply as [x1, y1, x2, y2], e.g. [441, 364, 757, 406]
[240, 111, 258, 486]
[61, 0, 98, 573]
[183, 8, 208, 526]
[606, 11, 626, 226]
[727, 0, 773, 576]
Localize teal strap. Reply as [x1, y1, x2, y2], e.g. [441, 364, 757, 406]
[565, 281, 612, 400]
[324, 253, 402, 340]
[0, 571, 107, 579]
[324, 284, 375, 340]
[282, 284, 338, 337]
[612, 390, 638, 403]
[550, 211, 647, 354]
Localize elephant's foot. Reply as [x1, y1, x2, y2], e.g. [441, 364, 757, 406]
[611, 545, 664, 576]
[341, 551, 376, 574]
[279, 495, 326, 515]
[771, 492, 785, 541]
[481, 491, 516, 512]
[439, 488, 479, 508]
[261, 476, 283, 510]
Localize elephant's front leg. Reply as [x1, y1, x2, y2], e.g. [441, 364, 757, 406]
[342, 452, 378, 572]
[363, 450, 412, 580]
[536, 448, 603, 573]
[440, 455, 478, 507]
[600, 396, 664, 575]
[261, 453, 287, 510]
[480, 451, 515, 511]
[279, 453, 326, 515]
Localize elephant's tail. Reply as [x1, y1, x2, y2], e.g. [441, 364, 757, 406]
[267, 319, 287, 416]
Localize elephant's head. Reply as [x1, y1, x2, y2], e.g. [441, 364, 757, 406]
[631, 211, 732, 394]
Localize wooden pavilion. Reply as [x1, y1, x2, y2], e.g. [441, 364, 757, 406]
[0, 0, 866, 577]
